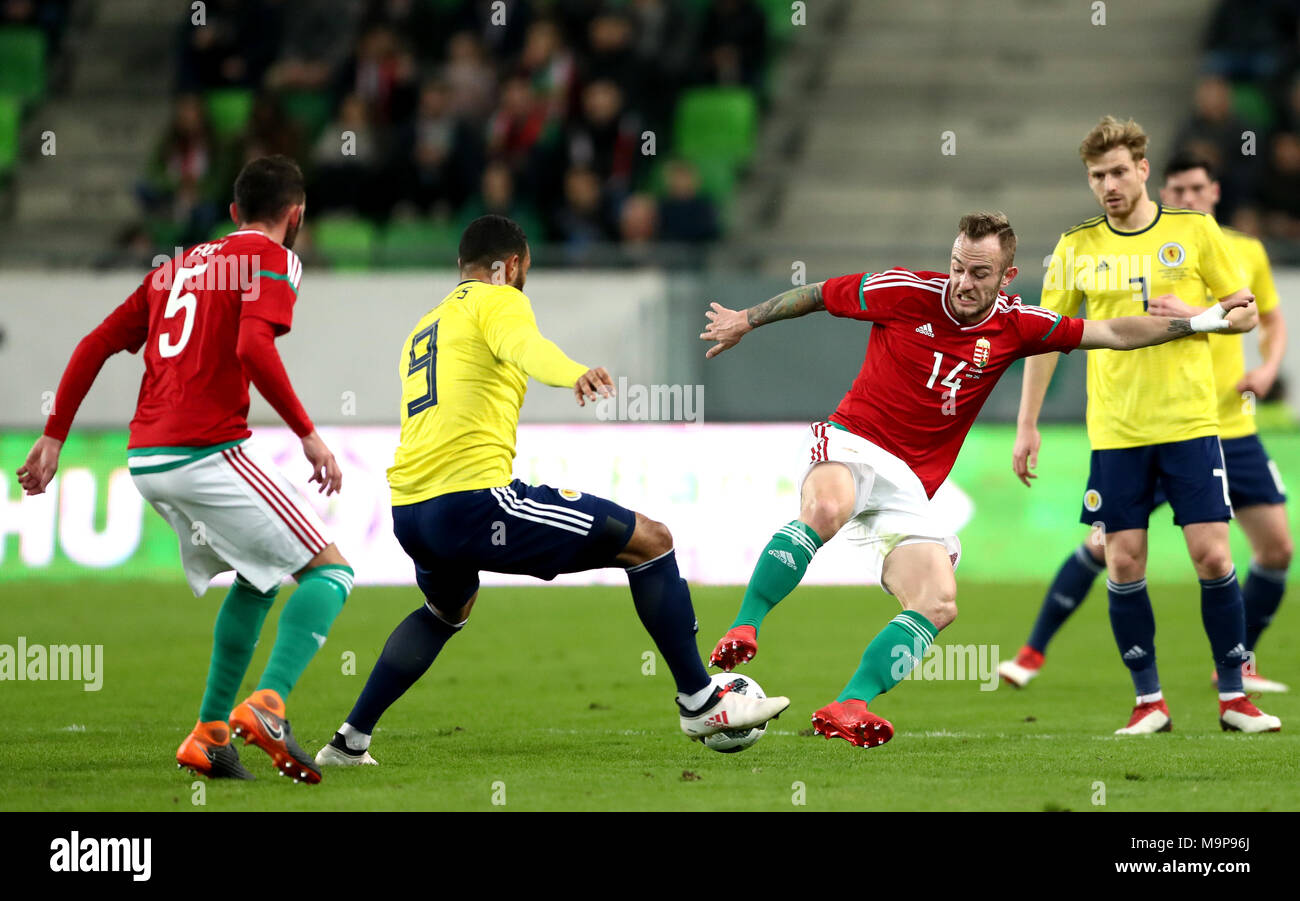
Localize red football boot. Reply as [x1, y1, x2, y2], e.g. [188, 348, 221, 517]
[810, 699, 895, 748]
[709, 625, 757, 671]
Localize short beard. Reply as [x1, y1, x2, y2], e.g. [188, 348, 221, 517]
[282, 218, 300, 250]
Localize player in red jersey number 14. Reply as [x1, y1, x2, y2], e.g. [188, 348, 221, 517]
[699, 211, 1253, 749]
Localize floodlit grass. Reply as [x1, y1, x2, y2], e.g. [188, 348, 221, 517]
[1, 580, 1295, 811]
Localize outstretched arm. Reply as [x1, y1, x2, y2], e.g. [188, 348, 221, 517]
[700, 282, 825, 359]
[1078, 294, 1252, 350]
[479, 295, 611, 405]
[1147, 288, 1258, 334]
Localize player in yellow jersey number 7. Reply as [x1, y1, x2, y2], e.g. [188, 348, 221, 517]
[316, 216, 789, 766]
[1008, 118, 1280, 736]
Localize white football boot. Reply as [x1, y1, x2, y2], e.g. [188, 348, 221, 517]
[315, 732, 379, 766]
[998, 646, 1044, 688]
[679, 682, 790, 739]
[1115, 698, 1172, 734]
[1243, 672, 1291, 693]
[1213, 661, 1290, 693]
[1219, 696, 1282, 733]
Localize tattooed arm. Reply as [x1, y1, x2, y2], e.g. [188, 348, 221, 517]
[700, 282, 825, 359]
[1077, 295, 1252, 350]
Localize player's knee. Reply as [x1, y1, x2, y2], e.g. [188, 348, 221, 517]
[1106, 551, 1145, 583]
[627, 515, 673, 564]
[902, 577, 956, 630]
[306, 543, 349, 571]
[914, 595, 957, 631]
[1256, 536, 1293, 571]
[1190, 546, 1233, 579]
[932, 580, 959, 629]
[800, 495, 852, 541]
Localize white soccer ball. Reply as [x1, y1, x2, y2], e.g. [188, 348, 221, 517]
[701, 672, 768, 753]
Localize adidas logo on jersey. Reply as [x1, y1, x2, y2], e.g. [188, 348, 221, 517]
[1096, 260, 1109, 272]
[1122, 645, 1147, 661]
[915, 323, 935, 337]
[767, 549, 797, 569]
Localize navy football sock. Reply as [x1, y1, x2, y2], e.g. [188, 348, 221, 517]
[345, 604, 461, 735]
[1200, 568, 1247, 693]
[627, 550, 711, 696]
[1243, 563, 1288, 652]
[1027, 544, 1105, 652]
[1107, 577, 1160, 696]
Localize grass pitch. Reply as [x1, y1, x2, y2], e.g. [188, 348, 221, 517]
[1, 579, 1296, 811]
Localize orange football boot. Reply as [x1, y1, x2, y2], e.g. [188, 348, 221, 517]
[176, 719, 255, 779]
[229, 689, 322, 784]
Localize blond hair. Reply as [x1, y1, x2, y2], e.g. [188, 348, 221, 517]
[957, 210, 1016, 265]
[1079, 115, 1148, 163]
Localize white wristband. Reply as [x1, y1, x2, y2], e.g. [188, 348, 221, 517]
[1189, 303, 1230, 333]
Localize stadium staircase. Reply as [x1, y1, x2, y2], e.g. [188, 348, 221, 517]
[2, 0, 176, 266]
[728, 0, 1219, 278]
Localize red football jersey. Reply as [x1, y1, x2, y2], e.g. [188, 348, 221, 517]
[821, 267, 1085, 497]
[96, 230, 303, 448]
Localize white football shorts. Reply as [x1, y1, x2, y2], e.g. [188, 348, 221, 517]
[797, 421, 961, 588]
[129, 439, 330, 596]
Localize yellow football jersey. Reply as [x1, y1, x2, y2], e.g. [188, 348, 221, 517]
[1041, 205, 1245, 449]
[1212, 227, 1279, 439]
[388, 279, 589, 505]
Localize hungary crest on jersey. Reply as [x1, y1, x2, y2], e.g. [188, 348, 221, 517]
[972, 337, 991, 368]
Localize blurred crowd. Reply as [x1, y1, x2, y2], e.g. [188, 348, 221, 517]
[1178, 0, 1300, 239]
[0, 0, 69, 53]
[138, 0, 775, 263]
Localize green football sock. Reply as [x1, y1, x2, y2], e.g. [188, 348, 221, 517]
[199, 576, 277, 723]
[257, 565, 353, 699]
[731, 521, 823, 633]
[836, 610, 938, 703]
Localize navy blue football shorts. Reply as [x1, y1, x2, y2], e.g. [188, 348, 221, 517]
[1147, 434, 1287, 512]
[1079, 435, 1233, 532]
[391, 480, 637, 616]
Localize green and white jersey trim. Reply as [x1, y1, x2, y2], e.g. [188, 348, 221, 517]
[126, 439, 245, 474]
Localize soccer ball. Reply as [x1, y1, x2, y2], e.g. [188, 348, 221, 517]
[701, 672, 768, 753]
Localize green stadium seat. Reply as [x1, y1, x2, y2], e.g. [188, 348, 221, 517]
[1231, 82, 1274, 131]
[312, 216, 377, 270]
[205, 88, 255, 141]
[674, 87, 758, 169]
[0, 27, 46, 105]
[280, 90, 334, 144]
[0, 94, 19, 176]
[379, 218, 461, 268]
[759, 0, 798, 46]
